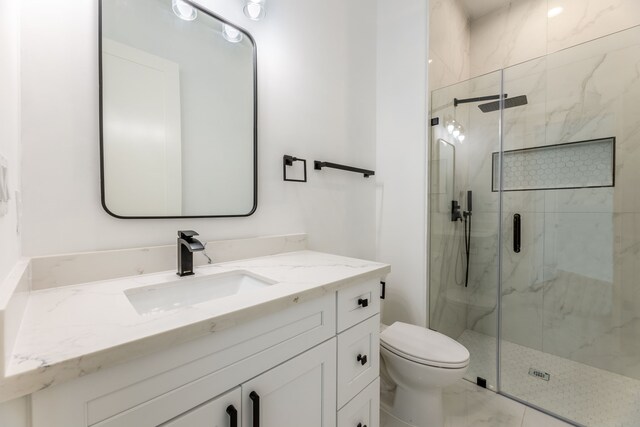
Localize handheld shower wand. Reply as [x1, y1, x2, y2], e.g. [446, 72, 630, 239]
[462, 191, 472, 287]
[451, 191, 473, 287]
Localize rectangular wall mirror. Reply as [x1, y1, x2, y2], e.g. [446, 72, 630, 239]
[100, 0, 257, 218]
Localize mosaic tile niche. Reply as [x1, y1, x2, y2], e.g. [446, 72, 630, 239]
[492, 137, 615, 192]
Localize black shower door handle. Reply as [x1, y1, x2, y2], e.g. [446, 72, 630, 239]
[513, 214, 521, 253]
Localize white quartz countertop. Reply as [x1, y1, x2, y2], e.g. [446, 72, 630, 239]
[0, 250, 389, 401]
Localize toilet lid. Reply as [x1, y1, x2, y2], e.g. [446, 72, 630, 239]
[380, 322, 470, 368]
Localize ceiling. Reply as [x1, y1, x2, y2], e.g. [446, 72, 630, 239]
[459, 0, 514, 20]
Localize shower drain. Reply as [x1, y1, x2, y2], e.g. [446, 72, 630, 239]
[528, 367, 551, 381]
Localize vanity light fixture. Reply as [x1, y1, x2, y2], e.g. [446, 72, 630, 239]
[223, 24, 244, 43]
[172, 0, 198, 21]
[243, 0, 266, 21]
[547, 6, 563, 18]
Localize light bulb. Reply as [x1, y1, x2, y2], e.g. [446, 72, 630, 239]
[244, 0, 266, 20]
[458, 134, 466, 142]
[453, 128, 460, 138]
[172, 0, 197, 21]
[223, 25, 243, 43]
[223, 24, 243, 43]
[446, 121, 455, 134]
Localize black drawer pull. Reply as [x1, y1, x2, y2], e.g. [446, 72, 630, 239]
[357, 298, 369, 308]
[249, 391, 260, 427]
[357, 354, 368, 365]
[226, 405, 238, 427]
[357, 423, 367, 427]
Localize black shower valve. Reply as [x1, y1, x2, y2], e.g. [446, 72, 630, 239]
[451, 200, 463, 222]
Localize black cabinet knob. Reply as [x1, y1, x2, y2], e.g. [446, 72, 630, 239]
[357, 423, 367, 427]
[358, 298, 369, 308]
[357, 354, 368, 365]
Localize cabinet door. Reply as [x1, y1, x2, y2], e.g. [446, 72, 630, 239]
[161, 387, 241, 427]
[242, 339, 337, 427]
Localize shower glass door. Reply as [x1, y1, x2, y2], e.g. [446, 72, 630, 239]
[430, 24, 640, 427]
[499, 26, 640, 426]
[429, 70, 502, 390]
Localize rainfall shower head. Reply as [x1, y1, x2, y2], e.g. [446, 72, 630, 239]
[478, 95, 528, 113]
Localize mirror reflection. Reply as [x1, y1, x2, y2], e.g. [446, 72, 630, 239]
[100, 0, 256, 218]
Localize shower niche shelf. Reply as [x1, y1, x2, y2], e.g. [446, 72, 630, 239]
[492, 137, 615, 192]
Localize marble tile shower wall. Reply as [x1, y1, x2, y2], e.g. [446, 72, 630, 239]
[469, 0, 640, 78]
[428, 0, 469, 91]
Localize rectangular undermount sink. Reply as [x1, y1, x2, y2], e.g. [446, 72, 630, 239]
[125, 270, 277, 315]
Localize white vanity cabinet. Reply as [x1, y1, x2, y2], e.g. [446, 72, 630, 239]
[30, 276, 383, 427]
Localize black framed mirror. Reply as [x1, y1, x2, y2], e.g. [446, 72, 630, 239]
[99, 0, 257, 218]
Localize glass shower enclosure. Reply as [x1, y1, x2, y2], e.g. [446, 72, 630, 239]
[429, 25, 640, 426]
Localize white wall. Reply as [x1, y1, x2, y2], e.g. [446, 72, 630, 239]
[0, 0, 21, 284]
[0, 0, 29, 424]
[376, 0, 429, 327]
[19, 0, 377, 260]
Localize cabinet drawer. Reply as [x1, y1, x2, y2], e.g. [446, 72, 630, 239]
[337, 278, 381, 332]
[338, 378, 380, 427]
[337, 314, 380, 408]
[97, 387, 241, 427]
[162, 387, 240, 427]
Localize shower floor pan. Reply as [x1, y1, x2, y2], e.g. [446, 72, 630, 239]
[457, 329, 640, 427]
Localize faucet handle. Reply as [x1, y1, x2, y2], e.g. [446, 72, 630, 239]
[178, 230, 199, 239]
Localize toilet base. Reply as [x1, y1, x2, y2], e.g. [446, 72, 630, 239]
[386, 384, 444, 427]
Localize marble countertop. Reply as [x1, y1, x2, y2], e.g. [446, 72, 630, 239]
[0, 250, 389, 402]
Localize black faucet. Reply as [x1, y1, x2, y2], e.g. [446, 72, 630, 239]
[177, 230, 205, 277]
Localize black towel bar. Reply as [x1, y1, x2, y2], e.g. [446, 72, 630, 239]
[313, 161, 375, 178]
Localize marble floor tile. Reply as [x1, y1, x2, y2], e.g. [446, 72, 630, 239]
[380, 378, 573, 427]
[521, 407, 573, 427]
[380, 410, 415, 427]
[443, 379, 573, 427]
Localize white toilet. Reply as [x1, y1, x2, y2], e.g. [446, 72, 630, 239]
[380, 322, 470, 427]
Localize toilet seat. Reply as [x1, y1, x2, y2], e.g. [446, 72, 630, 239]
[380, 322, 469, 369]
